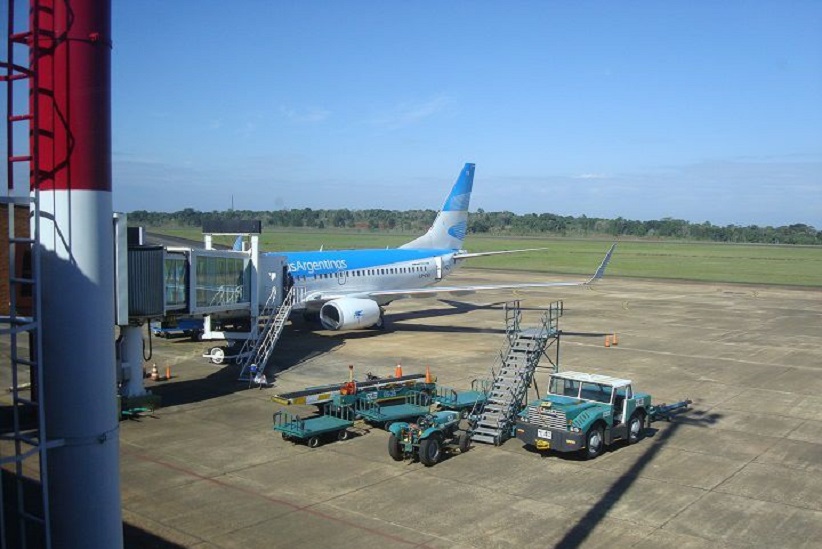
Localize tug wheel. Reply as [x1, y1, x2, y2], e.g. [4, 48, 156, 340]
[583, 425, 604, 460]
[388, 434, 404, 461]
[628, 411, 646, 444]
[458, 431, 470, 453]
[419, 435, 443, 466]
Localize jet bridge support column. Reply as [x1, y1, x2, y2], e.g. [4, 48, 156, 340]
[118, 325, 148, 398]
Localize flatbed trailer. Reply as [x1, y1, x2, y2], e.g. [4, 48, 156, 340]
[355, 392, 432, 428]
[434, 379, 490, 418]
[272, 372, 432, 408]
[273, 406, 355, 448]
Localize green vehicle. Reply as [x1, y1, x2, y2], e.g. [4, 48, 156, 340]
[515, 371, 688, 459]
[387, 410, 470, 466]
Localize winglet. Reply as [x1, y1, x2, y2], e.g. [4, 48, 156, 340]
[586, 243, 617, 284]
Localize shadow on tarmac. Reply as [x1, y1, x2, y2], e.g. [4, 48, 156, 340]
[548, 408, 721, 549]
[124, 522, 186, 549]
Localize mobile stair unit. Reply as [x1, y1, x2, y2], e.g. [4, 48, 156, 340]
[238, 286, 295, 382]
[470, 300, 562, 446]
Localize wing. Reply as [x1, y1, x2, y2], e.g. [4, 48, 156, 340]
[452, 247, 548, 260]
[365, 243, 617, 300]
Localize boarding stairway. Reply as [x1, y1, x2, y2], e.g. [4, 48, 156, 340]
[237, 286, 295, 382]
[470, 300, 562, 445]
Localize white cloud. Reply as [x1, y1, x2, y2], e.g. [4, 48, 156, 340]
[280, 106, 331, 123]
[372, 95, 454, 130]
[573, 173, 609, 180]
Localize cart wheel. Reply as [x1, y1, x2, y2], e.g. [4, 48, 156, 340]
[209, 346, 225, 365]
[337, 429, 350, 441]
[419, 435, 442, 466]
[307, 436, 321, 448]
[281, 432, 290, 441]
[384, 421, 393, 430]
[388, 433, 404, 461]
[458, 431, 470, 453]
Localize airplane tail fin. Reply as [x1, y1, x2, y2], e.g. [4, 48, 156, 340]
[400, 163, 475, 250]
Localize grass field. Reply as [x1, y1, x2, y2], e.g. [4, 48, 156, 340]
[153, 228, 822, 287]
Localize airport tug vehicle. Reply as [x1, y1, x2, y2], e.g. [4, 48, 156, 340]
[387, 410, 471, 466]
[515, 371, 690, 459]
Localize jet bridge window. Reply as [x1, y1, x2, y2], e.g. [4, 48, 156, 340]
[195, 256, 248, 308]
[164, 255, 187, 310]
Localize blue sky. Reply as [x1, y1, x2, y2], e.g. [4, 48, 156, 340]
[108, 1, 821, 227]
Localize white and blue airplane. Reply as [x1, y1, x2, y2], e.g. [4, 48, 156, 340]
[266, 163, 616, 331]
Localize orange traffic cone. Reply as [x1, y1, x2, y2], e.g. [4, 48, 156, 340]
[425, 365, 432, 384]
[395, 362, 403, 378]
[612, 333, 619, 346]
[165, 366, 172, 380]
[605, 336, 611, 348]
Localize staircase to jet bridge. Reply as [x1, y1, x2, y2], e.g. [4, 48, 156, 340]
[238, 286, 295, 382]
[470, 300, 562, 446]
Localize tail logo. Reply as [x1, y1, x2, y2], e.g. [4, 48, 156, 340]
[447, 221, 467, 240]
[444, 192, 471, 212]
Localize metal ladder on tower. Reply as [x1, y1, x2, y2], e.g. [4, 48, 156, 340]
[1, 2, 55, 547]
[237, 286, 296, 382]
[470, 301, 563, 446]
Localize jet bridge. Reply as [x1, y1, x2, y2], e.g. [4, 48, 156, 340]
[114, 217, 288, 399]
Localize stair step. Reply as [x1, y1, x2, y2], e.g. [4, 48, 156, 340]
[471, 433, 497, 444]
[473, 426, 502, 435]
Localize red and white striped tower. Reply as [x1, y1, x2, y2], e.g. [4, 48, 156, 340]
[32, 0, 123, 547]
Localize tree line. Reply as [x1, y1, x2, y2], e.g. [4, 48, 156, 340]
[127, 207, 822, 245]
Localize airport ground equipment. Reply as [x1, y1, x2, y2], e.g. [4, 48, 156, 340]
[236, 286, 296, 381]
[355, 392, 433, 428]
[471, 301, 562, 446]
[434, 378, 491, 419]
[387, 410, 471, 466]
[151, 318, 204, 340]
[271, 370, 433, 409]
[118, 394, 161, 419]
[273, 405, 355, 448]
[515, 370, 691, 459]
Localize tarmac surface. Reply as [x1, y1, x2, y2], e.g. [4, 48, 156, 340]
[120, 271, 822, 549]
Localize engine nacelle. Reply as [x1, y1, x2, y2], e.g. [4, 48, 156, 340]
[319, 298, 382, 330]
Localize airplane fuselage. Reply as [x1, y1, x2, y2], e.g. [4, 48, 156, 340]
[276, 248, 460, 310]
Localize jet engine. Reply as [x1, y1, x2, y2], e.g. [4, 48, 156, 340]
[319, 298, 382, 330]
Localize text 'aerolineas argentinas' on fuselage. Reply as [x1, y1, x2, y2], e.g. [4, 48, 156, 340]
[288, 259, 348, 275]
